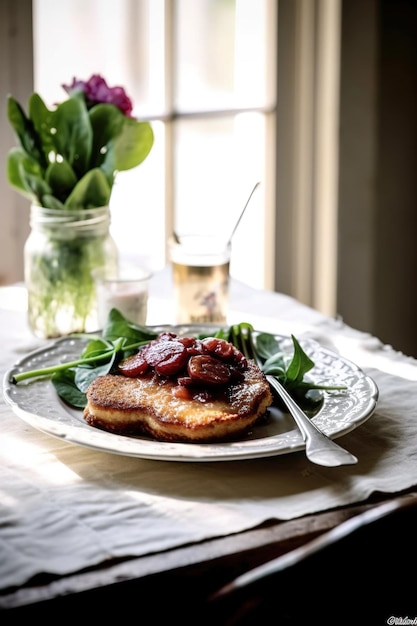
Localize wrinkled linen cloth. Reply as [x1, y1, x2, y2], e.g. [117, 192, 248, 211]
[1, 270, 417, 592]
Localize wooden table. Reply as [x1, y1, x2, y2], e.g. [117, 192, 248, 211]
[3, 488, 417, 623]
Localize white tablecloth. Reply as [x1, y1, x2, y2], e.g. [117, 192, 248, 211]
[1, 269, 417, 591]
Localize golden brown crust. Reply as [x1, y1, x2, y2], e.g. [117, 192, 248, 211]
[83, 361, 273, 443]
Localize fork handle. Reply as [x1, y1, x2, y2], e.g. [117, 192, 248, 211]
[266, 375, 358, 467]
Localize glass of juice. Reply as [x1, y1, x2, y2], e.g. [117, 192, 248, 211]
[169, 235, 231, 325]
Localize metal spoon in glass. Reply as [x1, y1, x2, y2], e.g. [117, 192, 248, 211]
[246, 333, 358, 467]
[226, 181, 260, 245]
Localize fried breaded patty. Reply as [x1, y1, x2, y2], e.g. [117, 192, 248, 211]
[83, 360, 273, 443]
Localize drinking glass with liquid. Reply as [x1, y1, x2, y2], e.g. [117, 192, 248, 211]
[92, 264, 151, 328]
[169, 235, 231, 325]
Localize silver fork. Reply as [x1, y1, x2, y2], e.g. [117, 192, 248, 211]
[241, 329, 358, 467]
[265, 373, 358, 467]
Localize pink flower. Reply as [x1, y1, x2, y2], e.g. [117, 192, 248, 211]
[62, 74, 133, 116]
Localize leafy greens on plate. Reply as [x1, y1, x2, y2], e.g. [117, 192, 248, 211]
[12, 309, 346, 410]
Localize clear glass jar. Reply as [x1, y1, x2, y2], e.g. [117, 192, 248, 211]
[24, 205, 118, 338]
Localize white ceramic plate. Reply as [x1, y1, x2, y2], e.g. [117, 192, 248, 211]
[3, 325, 379, 462]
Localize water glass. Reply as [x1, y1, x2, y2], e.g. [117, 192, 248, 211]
[93, 264, 151, 328]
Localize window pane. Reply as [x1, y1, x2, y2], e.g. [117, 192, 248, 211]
[175, 0, 275, 112]
[33, 0, 166, 116]
[110, 121, 166, 270]
[174, 113, 267, 285]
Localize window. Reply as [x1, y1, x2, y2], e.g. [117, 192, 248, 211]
[32, 0, 277, 289]
[3, 0, 342, 318]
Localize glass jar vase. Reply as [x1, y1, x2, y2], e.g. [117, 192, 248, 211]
[24, 205, 118, 338]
